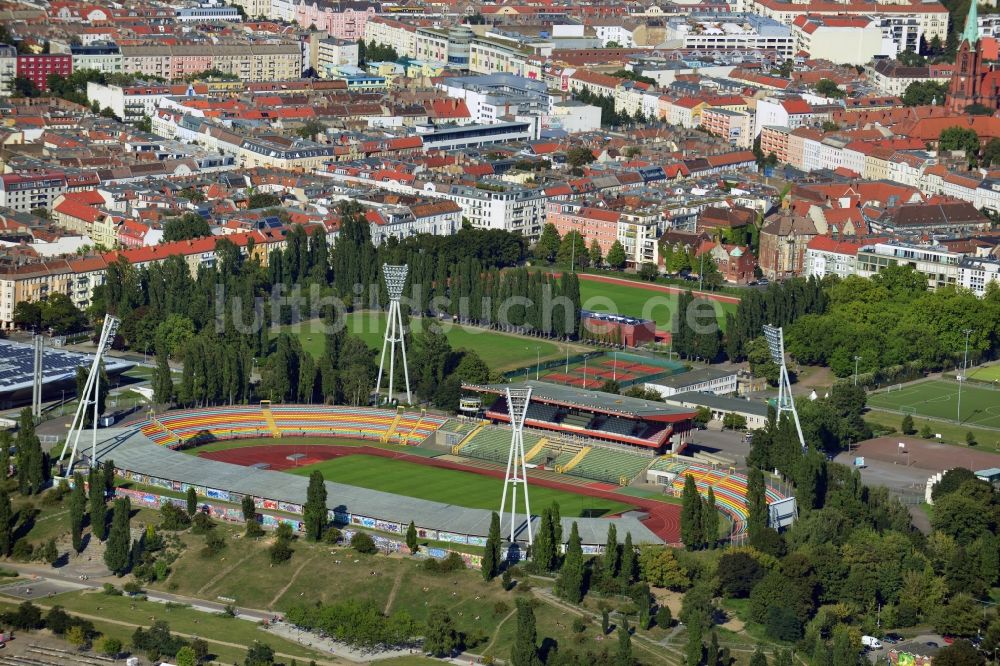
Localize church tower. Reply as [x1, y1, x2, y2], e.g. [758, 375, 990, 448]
[947, 1, 983, 112]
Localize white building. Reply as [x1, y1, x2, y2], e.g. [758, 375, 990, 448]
[317, 38, 359, 75]
[0, 173, 68, 213]
[549, 100, 602, 133]
[876, 15, 923, 55]
[957, 257, 1000, 297]
[436, 73, 551, 125]
[646, 368, 738, 398]
[804, 236, 866, 279]
[664, 14, 794, 58]
[856, 241, 961, 291]
[0, 45, 16, 97]
[791, 15, 884, 65]
[87, 82, 172, 123]
[593, 23, 636, 47]
[431, 181, 545, 238]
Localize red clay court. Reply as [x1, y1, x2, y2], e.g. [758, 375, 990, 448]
[199, 443, 681, 543]
[855, 436, 1000, 472]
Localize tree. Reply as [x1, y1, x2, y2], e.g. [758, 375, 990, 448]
[66, 624, 88, 649]
[934, 640, 983, 666]
[241, 494, 256, 522]
[406, 521, 418, 554]
[69, 474, 86, 553]
[607, 240, 627, 270]
[566, 147, 596, 169]
[556, 522, 586, 603]
[40, 538, 59, 566]
[814, 79, 844, 98]
[656, 605, 672, 629]
[175, 646, 197, 666]
[637, 545, 688, 590]
[13, 75, 42, 98]
[245, 641, 275, 666]
[589, 239, 603, 267]
[982, 138, 1000, 167]
[619, 532, 637, 586]
[534, 224, 561, 264]
[746, 467, 768, 547]
[702, 487, 720, 548]
[152, 343, 174, 404]
[681, 474, 704, 549]
[717, 551, 765, 597]
[97, 636, 122, 657]
[0, 488, 12, 557]
[638, 262, 659, 281]
[750, 646, 768, 666]
[104, 497, 132, 576]
[163, 213, 212, 242]
[511, 599, 541, 666]
[616, 619, 634, 666]
[247, 192, 282, 209]
[557, 230, 588, 269]
[186, 486, 197, 517]
[424, 606, 460, 657]
[351, 531, 377, 554]
[939, 126, 980, 155]
[901, 413, 915, 435]
[483, 511, 501, 581]
[12, 301, 42, 330]
[902, 80, 949, 105]
[303, 470, 328, 541]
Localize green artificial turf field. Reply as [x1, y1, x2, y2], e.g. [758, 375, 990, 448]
[577, 279, 736, 332]
[276, 312, 568, 371]
[286, 453, 633, 517]
[968, 364, 1000, 383]
[867, 379, 1000, 428]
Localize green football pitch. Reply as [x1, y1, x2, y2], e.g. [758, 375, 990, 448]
[968, 364, 1000, 383]
[867, 379, 1000, 428]
[286, 454, 633, 518]
[578, 279, 736, 332]
[276, 312, 569, 372]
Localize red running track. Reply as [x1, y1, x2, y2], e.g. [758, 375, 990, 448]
[199, 444, 681, 543]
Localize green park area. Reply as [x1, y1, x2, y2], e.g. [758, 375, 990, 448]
[577, 278, 736, 332]
[278, 312, 574, 372]
[969, 363, 1000, 383]
[287, 453, 632, 517]
[866, 379, 1000, 429]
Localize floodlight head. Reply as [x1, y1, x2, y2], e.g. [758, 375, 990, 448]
[762, 324, 785, 366]
[102, 315, 121, 354]
[382, 264, 408, 301]
[506, 387, 532, 427]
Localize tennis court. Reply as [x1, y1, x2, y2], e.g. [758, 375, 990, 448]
[867, 379, 1000, 428]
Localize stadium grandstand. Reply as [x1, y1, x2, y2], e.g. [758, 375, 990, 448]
[0, 339, 134, 408]
[142, 404, 447, 448]
[648, 458, 791, 540]
[462, 380, 697, 451]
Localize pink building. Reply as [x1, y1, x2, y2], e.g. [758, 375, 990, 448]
[546, 202, 620, 256]
[171, 54, 216, 80]
[295, 1, 377, 40]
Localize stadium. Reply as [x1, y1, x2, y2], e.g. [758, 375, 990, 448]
[88, 381, 790, 550]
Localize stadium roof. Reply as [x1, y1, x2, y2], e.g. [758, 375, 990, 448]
[94, 426, 664, 546]
[0, 339, 134, 401]
[665, 391, 771, 417]
[648, 367, 735, 389]
[466, 380, 697, 421]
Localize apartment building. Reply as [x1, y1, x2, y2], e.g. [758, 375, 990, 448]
[437, 182, 545, 238]
[664, 14, 794, 58]
[0, 173, 68, 213]
[437, 74, 550, 125]
[856, 241, 962, 290]
[957, 256, 1000, 297]
[119, 44, 302, 82]
[746, 0, 948, 43]
[791, 15, 883, 65]
[867, 58, 952, 96]
[16, 54, 72, 91]
[701, 108, 752, 147]
[316, 38, 359, 75]
[0, 45, 16, 97]
[70, 42, 122, 74]
[364, 16, 417, 59]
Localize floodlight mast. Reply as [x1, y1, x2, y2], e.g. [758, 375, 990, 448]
[762, 324, 805, 450]
[500, 386, 533, 545]
[375, 264, 412, 405]
[60, 315, 120, 474]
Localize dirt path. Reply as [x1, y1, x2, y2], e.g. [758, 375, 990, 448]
[269, 552, 321, 608]
[481, 607, 517, 656]
[197, 548, 257, 597]
[383, 568, 405, 614]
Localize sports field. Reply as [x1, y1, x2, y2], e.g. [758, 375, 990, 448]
[867, 379, 1000, 428]
[578, 276, 737, 332]
[277, 312, 572, 371]
[969, 364, 1000, 383]
[285, 453, 632, 517]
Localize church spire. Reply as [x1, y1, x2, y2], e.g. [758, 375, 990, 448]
[963, 0, 980, 47]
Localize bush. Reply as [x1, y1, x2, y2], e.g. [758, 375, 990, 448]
[656, 606, 672, 629]
[190, 512, 213, 534]
[102, 583, 122, 596]
[351, 532, 377, 554]
[274, 522, 294, 542]
[11, 539, 33, 561]
[201, 530, 226, 558]
[572, 617, 587, 633]
[123, 581, 143, 596]
[245, 520, 264, 538]
[97, 636, 122, 656]
[423, 552, 465, 573]
[920, 424, 934, 439]
[159, 502, 191, 531]
[269, 539, 293, 565]
[322, 527, 342, 544]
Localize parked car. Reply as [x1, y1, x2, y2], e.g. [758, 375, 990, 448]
[926, 642, 940, 649]
[883, 633, 903, 644]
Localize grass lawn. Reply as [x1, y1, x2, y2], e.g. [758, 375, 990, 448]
[867, 379, 1000, 429]
[287, 453, 633, 517]
[968, 363, 1000, 383]
[276, 313, 575, 372]
[41, 589, 329, 663]
[864, 410, 1000, 452]
[578, 279, 735, 332]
